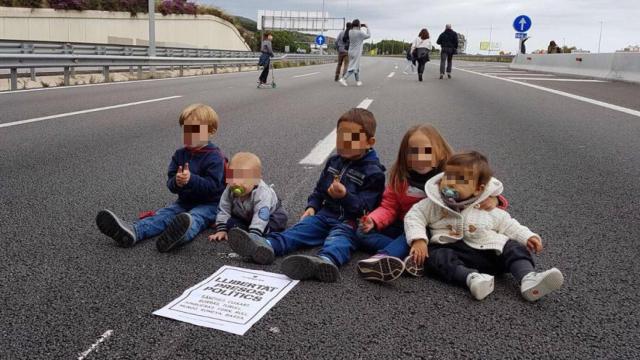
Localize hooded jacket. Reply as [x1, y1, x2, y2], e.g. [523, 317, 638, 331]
[404, 173, 537, 253]
[307, 149, 386, 222]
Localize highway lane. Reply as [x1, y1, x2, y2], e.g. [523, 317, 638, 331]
[1, 57, 639, 359]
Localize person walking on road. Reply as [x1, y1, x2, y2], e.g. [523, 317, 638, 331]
[436, 24, 458, 79]
[339, 19, 371, 87]
[258, 32, 275, 87]
[410, 28, 434, 82]
[335, 22, 352, 81]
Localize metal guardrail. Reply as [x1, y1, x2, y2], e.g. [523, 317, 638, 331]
[0, 43, 335, 91]
[0, 39, 262, 58]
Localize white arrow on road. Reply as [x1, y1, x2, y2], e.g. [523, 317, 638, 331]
[518, 17, 527, 31]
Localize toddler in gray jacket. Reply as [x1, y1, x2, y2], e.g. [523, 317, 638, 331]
[209, 152, 288, 242]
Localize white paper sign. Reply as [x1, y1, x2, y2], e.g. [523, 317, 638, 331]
[153, 266, 299, 335]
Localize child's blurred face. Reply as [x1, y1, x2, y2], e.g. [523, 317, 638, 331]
[268, 34, 273, 41]
[407, 131, 434, 174]
[183, 117, 210, 148]
[226, 166, 261, 196]
[336, 121, 375, 160]
[440, 165, 484, 200]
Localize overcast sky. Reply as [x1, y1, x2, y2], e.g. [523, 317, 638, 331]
[200, 0, 639, 54]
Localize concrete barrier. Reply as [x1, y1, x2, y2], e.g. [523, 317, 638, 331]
[0, 7, 250, 51]
[510, 53, 640, 83]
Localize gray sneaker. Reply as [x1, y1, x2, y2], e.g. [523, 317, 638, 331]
[403, 255, 425, 277]
[96, 209, 136, 247]
[281, 255, 339, 282]
[156, 213, 192, 253]
[228, 228, 275, 265]
[357, 254, 405, 282]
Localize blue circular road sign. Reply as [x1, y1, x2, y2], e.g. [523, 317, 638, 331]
[315, 35, 326, 46]
[513, 15, 532, 32]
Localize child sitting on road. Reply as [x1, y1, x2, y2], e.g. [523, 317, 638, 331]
[357, 125, 507, 282]
[227, 108, 386, 282]
[208, 152, 288, 242]
[404, 151, 564, 301]
[96, 104, 226, 252]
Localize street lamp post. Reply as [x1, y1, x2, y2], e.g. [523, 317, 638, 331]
[320, 0, 326, 55]
[148, 0, 156, 57]
[598, 21, 603, 53]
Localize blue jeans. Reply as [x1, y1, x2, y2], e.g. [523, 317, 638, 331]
[266, 214, 358, 266]
[133, 202, 218, 243]
[357, 221, 410, 258]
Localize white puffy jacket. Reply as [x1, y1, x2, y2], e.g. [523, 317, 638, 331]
[404, 173, 538, 254]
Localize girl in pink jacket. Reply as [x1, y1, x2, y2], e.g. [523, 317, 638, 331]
[356, 125, 507, 282]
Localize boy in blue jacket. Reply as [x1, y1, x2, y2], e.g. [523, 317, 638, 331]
[228, 108, 386, 282]
[96, 104, 226, 253]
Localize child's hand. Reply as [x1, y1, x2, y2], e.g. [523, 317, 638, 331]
[527, 236, 543, 254]
[327, 179, 347, 199]
[176, 163, 191, 187]
[478, 196, 499, 211]
[300, 207, 316, 220]
[209, 231, 228, 242]
[359, 216, 376, 233]
[410, 239, 429, 266]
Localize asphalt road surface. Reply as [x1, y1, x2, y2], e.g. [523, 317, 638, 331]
[1, 57, 639, 359]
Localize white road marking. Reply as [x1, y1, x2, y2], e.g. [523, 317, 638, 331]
[293, 72, 320, 78]
[0, 95, 182, 129]
[485, 73, 555, 76]
[299, 98, 373, 166]
[387, 72, 396, 78]
[455, 67, 640, 118]
[78, 330, 113, 360]
[506, 77, 606, 82]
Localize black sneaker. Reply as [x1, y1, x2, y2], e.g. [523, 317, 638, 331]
[357, 254, 405, 282]
[228, 228, 275, 265]
[156, 213, 192, 253]
[418, 73, 423, 82]
[281, 255, 339, 282]
[447, 73, 452, 79]
[96, 209, 136, 247]
[439, 74, 444, 79]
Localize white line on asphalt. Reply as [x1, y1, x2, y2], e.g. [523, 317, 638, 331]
[293, 72, 320, 78]
[0, 95, 182, 129]
[388, 72, 396, 78]
[506, 77, 606, 82]
[78, 330, 113, 360]
[299, 98, 373, 166]
[455, 67, 640, 118]
[484, 73, 555, 76]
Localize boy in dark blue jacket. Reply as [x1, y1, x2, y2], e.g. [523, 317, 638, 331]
[96, 104, 226, 252]
[228, 108, 386, 282]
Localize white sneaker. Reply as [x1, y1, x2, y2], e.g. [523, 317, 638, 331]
[520, 268, 564, 302]
[356, 81, 363, 87]
[466, 272, 495, 300]
[338, 78, 348, 87]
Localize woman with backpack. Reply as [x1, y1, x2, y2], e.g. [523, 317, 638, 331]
[335, 22, 352, 81]
[410, 28, 433, 82]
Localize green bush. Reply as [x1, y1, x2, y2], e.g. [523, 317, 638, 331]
[11, 0, 43, 7]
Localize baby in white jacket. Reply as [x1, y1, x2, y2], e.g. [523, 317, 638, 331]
[404, 151, 563, 301]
